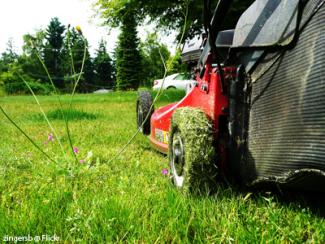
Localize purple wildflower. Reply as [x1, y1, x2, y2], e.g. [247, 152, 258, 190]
[161, 168, 169, 176]
[79, 159, 85, 164]
[73, 147, 79, 154]
[48, 133, 54, 142]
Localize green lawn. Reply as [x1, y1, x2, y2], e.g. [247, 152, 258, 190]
[0, 91, 324, 243]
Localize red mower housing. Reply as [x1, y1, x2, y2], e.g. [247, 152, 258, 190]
[150, 57, 234, 155]
[149, 55, 236, 176]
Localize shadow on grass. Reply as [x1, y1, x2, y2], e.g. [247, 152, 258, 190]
[234, 182, 325, 218]
[258, 188, 325, 218]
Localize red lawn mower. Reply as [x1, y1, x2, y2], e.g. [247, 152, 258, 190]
[137, 0, 325, 193]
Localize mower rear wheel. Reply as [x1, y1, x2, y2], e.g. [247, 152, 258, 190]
[169, 107, 217, 194]
[136, 91, 154, 135]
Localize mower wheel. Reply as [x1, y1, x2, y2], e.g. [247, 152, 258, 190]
[169, 107, 217, 194]
[136, 91, 154, 135]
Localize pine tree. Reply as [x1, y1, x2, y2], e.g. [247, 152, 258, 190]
[93, 39, 114, 88]
[44, 17, 65, 87]
[115, 10, 142, 90]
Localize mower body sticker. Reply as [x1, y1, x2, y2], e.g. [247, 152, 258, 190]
[155, 129, 169, 144]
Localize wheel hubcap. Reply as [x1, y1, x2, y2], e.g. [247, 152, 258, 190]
[171, 132, 185, 187]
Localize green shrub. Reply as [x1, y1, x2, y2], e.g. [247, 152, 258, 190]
[4, 81, 53, 95]
[0, 66, 53, 95]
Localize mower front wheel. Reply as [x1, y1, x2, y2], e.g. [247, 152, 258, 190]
[169, 107, 218, 194]
[136, 91, 154, 135]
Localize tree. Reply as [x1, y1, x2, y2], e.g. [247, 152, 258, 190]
[94, 0, 255, 43]
[0, 40, 20, 93]
[141, 33, 170, 87]
[61, 27, 94, 92]
[93, 39, 115, 88]
[166, 48, 187, 75]
[0, 32, 52, 96]
[0, 39, 18, 73]
[115, 9, 142, 90]
[20, 30, 47, 82]
[44, 17, 66, 87]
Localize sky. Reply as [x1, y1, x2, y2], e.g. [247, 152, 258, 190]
[0, 0, 176, 57]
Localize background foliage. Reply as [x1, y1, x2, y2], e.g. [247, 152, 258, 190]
[141, 33, 170, 87]
[0, 18, 116, 94]
[0, 1, 256, 93]
[94, 0, 255, 41]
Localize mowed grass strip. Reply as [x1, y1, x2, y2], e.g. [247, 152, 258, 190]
[0, 90, 324, 243]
